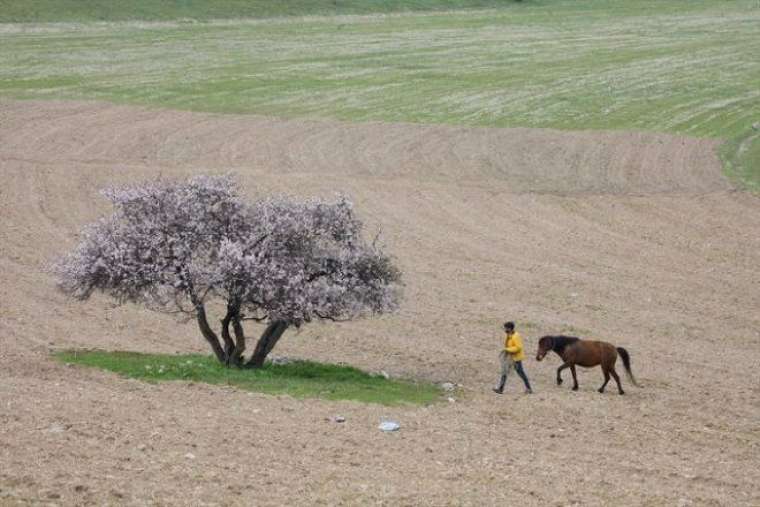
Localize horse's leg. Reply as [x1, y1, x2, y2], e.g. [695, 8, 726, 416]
[598, 367, 610, 393]
[610, 367, 625, 395]
[570, 365, 579, 391]
[556, 363, 571, 385]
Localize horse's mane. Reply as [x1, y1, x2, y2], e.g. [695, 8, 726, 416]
[545, 335, 580, 353]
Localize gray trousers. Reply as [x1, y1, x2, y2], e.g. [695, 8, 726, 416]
[499, 350, 513, 375]
[498, 351, 532, 390]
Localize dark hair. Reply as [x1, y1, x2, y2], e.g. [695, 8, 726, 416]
[503, 321, 515, 331]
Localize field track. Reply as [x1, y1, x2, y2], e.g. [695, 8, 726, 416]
[1, 100, 759, 505]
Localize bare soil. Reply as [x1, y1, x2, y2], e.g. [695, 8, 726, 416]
[1, 100, 758, 506]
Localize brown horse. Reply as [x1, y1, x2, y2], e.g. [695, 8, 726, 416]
[535, 335, 639, 395]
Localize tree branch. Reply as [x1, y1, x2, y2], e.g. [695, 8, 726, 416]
[240, 314, 268, 322]
[194, 301, 226, 364]
[172, 293, 194, 315]
[199, 285, 214, 303]
[243, 233, 269, 256]
[307, 271, 329, 282]
[314, 311, 351, 323]
[371, 227, 382, 248]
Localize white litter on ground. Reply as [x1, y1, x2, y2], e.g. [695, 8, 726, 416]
[378, 421, 400, 432]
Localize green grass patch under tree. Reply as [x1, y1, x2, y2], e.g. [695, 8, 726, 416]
[55, 350, 442, 406]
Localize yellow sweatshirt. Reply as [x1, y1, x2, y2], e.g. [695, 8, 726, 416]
[504, 331, 525, 361]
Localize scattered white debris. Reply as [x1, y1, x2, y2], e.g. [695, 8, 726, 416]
[447, 397, 456, 403]
[379, 371, 390, 379]
[378, 420, 400, 432]
[332, 416, 346, 423]
[184, 453, 196, 460]
[441, 382, 456, 392]
[48, 422, 66, 433]
[270, 356, 292, 366]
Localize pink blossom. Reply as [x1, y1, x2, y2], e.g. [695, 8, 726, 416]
[52, 175, 402, 366]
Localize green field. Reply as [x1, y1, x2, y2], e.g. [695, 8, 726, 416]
[0, 0, 528, 23]
[56, 350, 441, 405]
[1, 0, 758, 188]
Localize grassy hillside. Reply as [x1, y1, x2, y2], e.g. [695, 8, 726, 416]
[1, 0, 758, 188]
[0, 0, 527, 23]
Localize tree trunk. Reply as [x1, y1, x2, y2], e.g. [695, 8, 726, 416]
[220, 310, 236, 365]
[229, 316, 246, 367]
[246, 321, 289, 368]
[195, 304, 226, 364]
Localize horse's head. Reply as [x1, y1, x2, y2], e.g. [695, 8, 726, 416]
[536, 336, 553, 361]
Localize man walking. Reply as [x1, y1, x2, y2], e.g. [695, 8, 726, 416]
[493, 321, 533, 394]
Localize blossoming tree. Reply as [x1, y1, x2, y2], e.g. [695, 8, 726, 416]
[53, 175, 402, 367]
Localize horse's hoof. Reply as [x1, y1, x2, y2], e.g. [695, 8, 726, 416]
[598, 388, 604, 394]
[619, 391, 625, 395]
[572, 386, 579, 391]
[556, 379, 563, 386]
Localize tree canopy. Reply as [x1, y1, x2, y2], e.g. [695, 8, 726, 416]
[53, 175, 402, 366]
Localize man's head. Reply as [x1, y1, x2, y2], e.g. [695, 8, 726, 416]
[503, 321, 515, 334]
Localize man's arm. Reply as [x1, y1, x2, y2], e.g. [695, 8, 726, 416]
[505, 334, 522, 354]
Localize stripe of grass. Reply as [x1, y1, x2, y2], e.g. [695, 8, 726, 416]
[0, 0, 539, 23]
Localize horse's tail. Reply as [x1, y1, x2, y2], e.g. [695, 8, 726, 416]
[616, 347, 639, 387]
